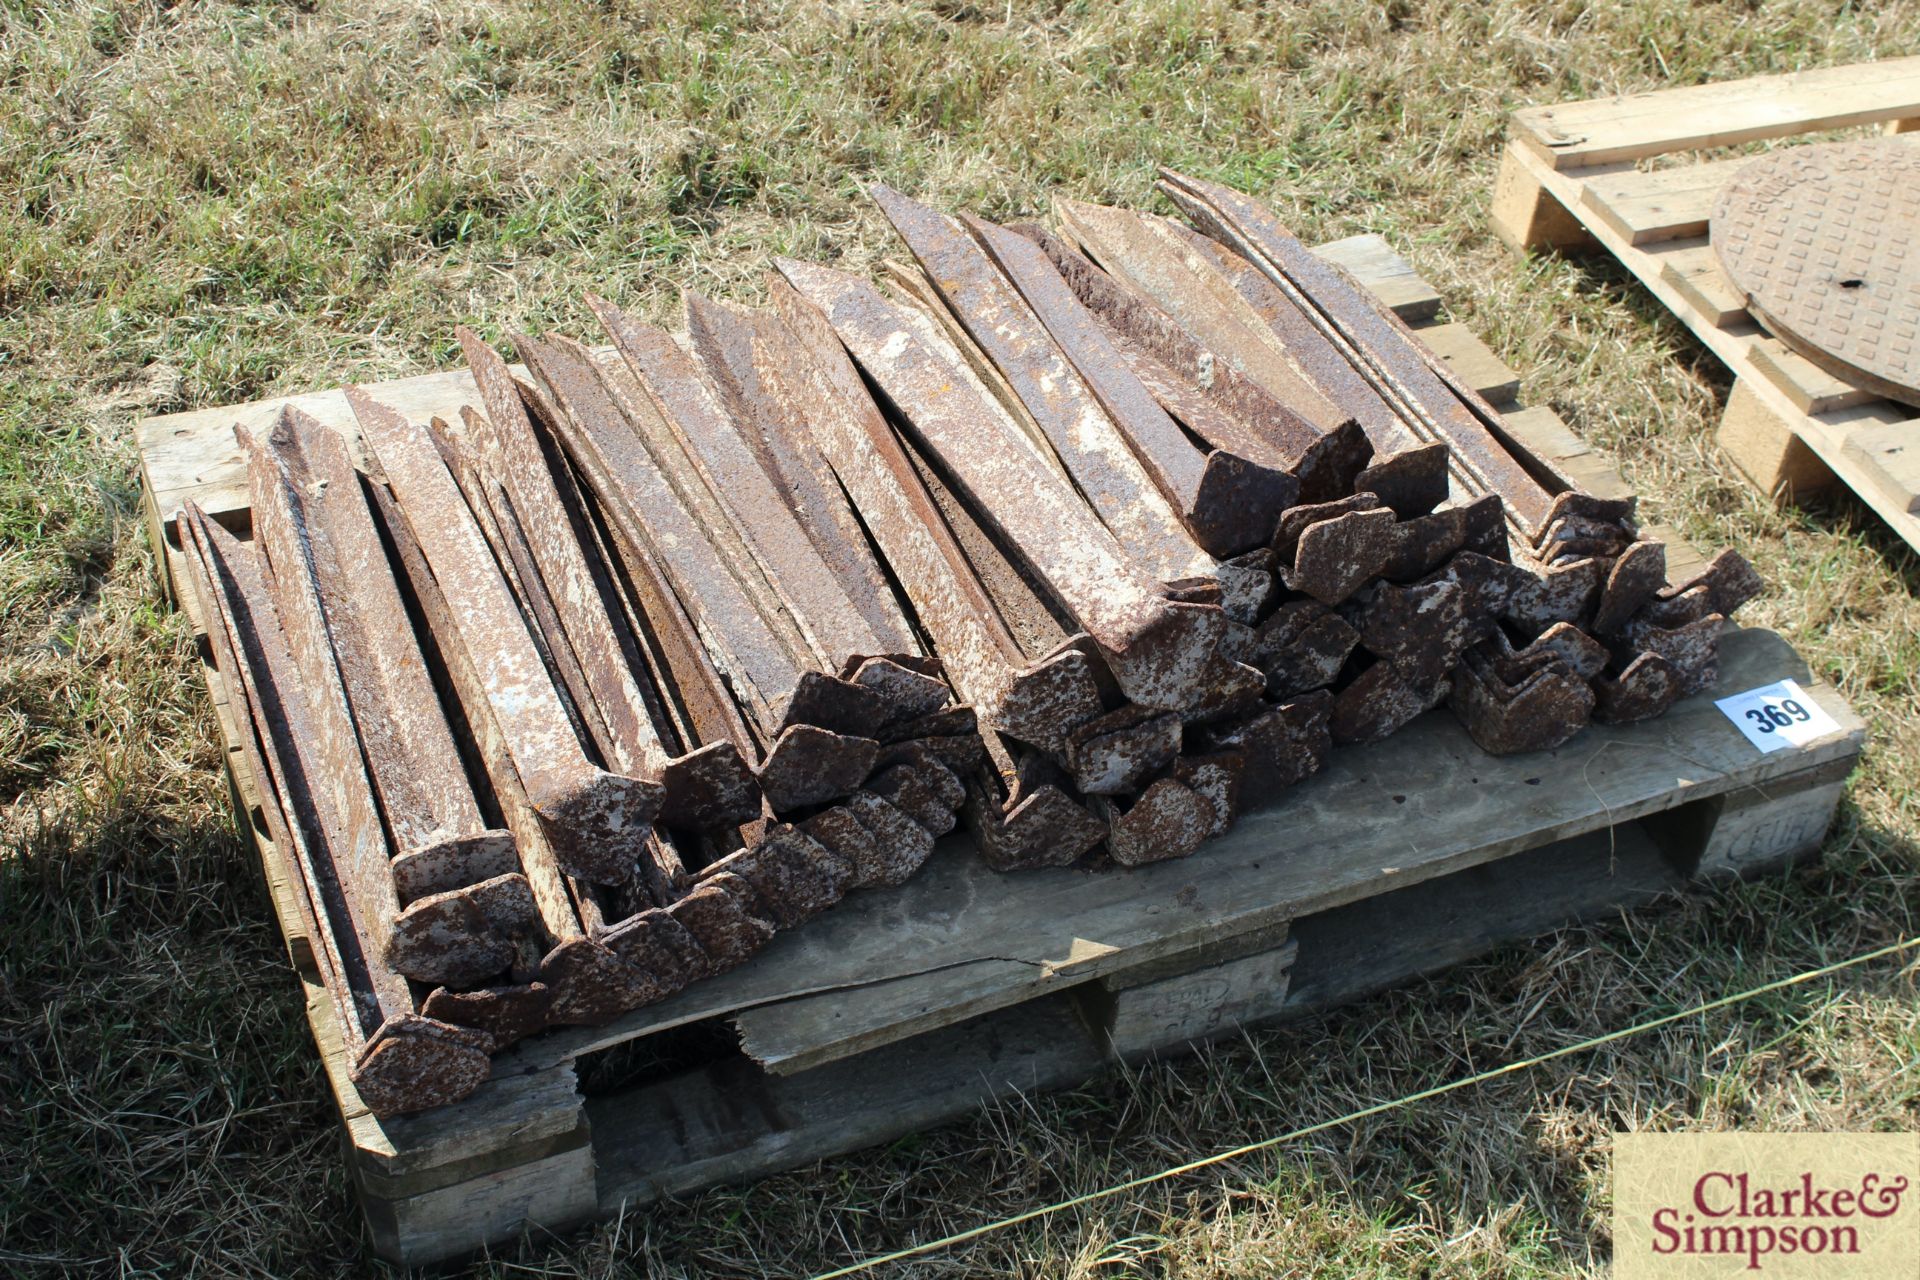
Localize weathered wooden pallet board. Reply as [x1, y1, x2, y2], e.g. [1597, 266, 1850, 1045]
[139, 235, 1863, 1265]
[1491, 57, 1920, 549]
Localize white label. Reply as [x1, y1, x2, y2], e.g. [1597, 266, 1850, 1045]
[1714, 678, 1840, 753]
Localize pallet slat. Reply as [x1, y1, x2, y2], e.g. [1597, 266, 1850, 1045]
[1493, 78, 1920, 549]
[1840, 419, 1920, 514]
[1578, 154, 1754, 245]
[1513, 55, 1920, 169]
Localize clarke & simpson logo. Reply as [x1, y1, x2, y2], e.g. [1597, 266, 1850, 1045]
[1615, 1133, 1920, 1278]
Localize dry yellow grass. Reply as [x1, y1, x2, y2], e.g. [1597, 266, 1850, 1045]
[3, 2, 1919, 1276]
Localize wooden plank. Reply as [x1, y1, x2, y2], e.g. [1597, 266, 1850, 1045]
[1694, 779, 1849, 878]
[1490, 141, 1599, 254]
[1417, 321, 1521, 406]
[1582, 137, 1919, 247]
[1499, 404, 1590, 464]
[1643, 751, 1854, 880]
[1748, 339, 1883, 416]
[1314, 232, 1443, 321]
[1098, 938, 1298, 1058]
[589, 747, 1847, 1237]
[1840, 419, 1920, 514]
[1716, 377, 1839, 500]
[493, 626, 1859, 1079]
[1653, 238, 1749, 328]
[1281, 820, 1688, 1017]
[362, 1139, 598, 1267]
[1511, 56, 1920, 169]
[1503, 136, 1920, 554]
[1098, 919, 1292, 992]
[587, 992, 1109, 1212]
[1578, 155, 1753, 245]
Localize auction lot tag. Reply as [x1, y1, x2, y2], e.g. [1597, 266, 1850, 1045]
[1615, 1132, 1920, 1279]
[1715, 679, 1839, 753]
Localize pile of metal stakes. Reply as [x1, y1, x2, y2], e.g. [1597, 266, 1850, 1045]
[179, 171, 1762, 1116]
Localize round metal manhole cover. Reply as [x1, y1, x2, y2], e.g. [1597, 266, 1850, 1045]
[1711, 139, 1920, 407]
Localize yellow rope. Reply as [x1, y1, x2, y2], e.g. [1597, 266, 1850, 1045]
[809, 936, 1920, 1279]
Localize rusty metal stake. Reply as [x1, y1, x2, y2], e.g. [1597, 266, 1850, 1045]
[776, 257, 1226, 713]
[179, 504, 492, 1117]
[1013, 221, 1373, 503]
[350, 388, 663, 886]
[458, 331, 761, 835]
[972, 213, 1298, 557]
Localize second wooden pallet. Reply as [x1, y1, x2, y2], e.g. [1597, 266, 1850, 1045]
[1491, 56, 1920, 548]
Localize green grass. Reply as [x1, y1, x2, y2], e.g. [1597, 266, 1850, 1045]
[3, 0, 1919, 1275]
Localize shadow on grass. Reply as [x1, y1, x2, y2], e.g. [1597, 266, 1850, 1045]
[0, 797, 370, 1277]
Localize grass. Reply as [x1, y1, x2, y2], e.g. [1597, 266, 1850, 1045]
[3, 0, 1919, 1274]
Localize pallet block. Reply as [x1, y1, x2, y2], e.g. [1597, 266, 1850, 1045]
[1492, 56, 1920, 549]
[140, 236, 1864, 1265]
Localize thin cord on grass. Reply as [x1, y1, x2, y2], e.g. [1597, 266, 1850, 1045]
[810, 935, 1920, 1279]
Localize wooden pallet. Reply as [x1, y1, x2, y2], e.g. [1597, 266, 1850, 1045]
[137, 235, 1865, 1266]
[1491, 57, 1920, 548]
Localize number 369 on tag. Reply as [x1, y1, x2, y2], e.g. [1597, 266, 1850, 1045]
[1714, 679, 1840, 754]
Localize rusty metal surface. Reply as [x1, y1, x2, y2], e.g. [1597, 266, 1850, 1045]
[756, 723, 880, 813]
[248, 421, 544, 989]
[1712, 139, 1920, 405]
[181, 507, 379, 1037]
[1660, 548, 1763, 620]
[865, 759, 964, 837]
[595, 300, 891, 673]
[777, 257, 1226, 713]
[1449, 637, 1595, 756]
[1590, 539, 1668, 637]
[1168, 216, 1420, 448]
[1281, 506, 1397, 604]
[420, 982, 555, 1053]
[350, 1016, 493, 1118]
[1054, 197, 1356, 437]
[1623, 612, 1727, 697]
[874, 186, 1220, 591]
[975, 213, 1297, 557]
[684, 293, 923, 654]
[1172, 751, 1245, 838]
[175, 177, 1789, 1115]
[1380, 494, 1507, 582]
[362, 474, 582, 932]
[1329, 659, 1450, 745]
[518, 335, 803, 734]
[1192, 690, 1332, 794]
[666, 874, 777, 969]
[769, 277, 1109, 754]
[242, 423, 412, 972]
[1101, 776, 1214, 867]
[965, 771, 1108, 871]
[1064, 704, 1183, 795]
[1180, 652, 1268, 725]
[459, 334, 672, 775]
[1010, 221, 1363, 487]
[1256, 601, 1361, 699]
[353, 390, 664, 887]
[1157, 170, 1559, 534]
[702, 824, 853, 929]
[182, 504, 494, 1116]
[259, 410, 511, 888]
[1355, 442, 1451, 520]
[1349, 553, 1511, 685]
